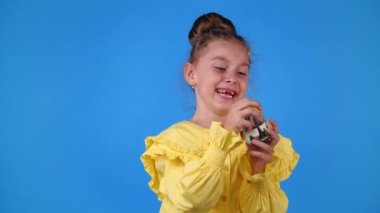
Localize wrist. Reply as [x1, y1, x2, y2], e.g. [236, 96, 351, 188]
[221, 122, 238, 133]
[252, 164, 266, 174]
[249, 155, 267, 174]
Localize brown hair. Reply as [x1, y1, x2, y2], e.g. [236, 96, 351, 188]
[188, 12, 250, 63]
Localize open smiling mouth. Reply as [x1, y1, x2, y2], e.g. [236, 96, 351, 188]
[216, 88, 237, 99]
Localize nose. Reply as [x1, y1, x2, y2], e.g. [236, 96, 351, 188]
[224, 72, 237, 84]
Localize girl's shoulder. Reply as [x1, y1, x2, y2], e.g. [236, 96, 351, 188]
[144, 121, 208, 158]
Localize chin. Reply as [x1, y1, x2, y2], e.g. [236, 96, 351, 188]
[214, 104, 232, 116]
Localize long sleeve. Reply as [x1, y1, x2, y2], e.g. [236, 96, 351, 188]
[238, 135, 299, 213]
[141, 122, 243, 212]
[161, 146, 226, 211]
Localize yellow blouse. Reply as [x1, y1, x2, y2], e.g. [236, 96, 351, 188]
[141, 121, 299, 213]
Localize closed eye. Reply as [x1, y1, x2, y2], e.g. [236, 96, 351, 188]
[238, 71, 247, 76]
[215, 66, 226, 72]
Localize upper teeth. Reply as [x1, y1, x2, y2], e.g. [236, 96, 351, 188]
[217, 89, 236, 96]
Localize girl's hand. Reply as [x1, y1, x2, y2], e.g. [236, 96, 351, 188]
[247, 119, 280, 174]
[223, 98, 263, 133]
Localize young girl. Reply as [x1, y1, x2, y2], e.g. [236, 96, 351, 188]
[141, 12, 299, 213]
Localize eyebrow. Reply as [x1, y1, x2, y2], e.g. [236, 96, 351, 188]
[211, 56, 250, 67]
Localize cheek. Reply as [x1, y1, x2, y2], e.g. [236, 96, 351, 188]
[205, 74, 222, 85]
[240, 80, 248, 94]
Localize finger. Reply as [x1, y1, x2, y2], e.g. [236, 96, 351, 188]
[247, 150, 271, 163]
[250, 139, 274, 155]
[248, 107, 264, 122]
[247, 142, 259, 151]
[240, 119, 254, 132]
[266, 129, 279, 147]
[268, 119, 279, 133]
[248, 98, 263, 111]
[240, 107, 264, 123]
[232, 98, 262, 112]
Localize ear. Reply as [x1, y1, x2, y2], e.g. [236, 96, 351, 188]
[183, 62, 197, 87]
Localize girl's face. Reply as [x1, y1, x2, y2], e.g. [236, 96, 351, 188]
[189, 39, 250, 116]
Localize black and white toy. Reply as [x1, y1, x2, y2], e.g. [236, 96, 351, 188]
[243, 116, 272, 145]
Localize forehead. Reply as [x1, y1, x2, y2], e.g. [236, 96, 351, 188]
[199, 40, 250, 64]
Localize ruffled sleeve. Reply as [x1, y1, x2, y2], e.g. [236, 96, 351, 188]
[140, 121, 243, 212]
[238, 135, 299, 213]
[266, 135, 300, 182]
[141, 134, 200, 200]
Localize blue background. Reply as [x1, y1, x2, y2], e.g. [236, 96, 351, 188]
[1, 0, 379, 212]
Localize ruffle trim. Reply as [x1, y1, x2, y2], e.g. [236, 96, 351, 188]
[239, 135, 299, 184]
[265, 135, 300, 182]
[240, 171, 276, 192]
[141, 135, 204, 200]
[266, 149, 299, 182]
[238, 181, 288, 213]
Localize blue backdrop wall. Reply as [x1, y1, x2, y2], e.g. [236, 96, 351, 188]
[1, 0, 379, 212]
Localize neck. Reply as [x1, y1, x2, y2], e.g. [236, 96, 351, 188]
[190, 109, 226, 129]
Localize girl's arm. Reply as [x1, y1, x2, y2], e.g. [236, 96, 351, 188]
[238, 135, 299, 213]
[142, 122, 243, 212]
[161, 145, 227, 211]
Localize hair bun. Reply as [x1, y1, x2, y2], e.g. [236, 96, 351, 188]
[188, 12, 237, 46]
